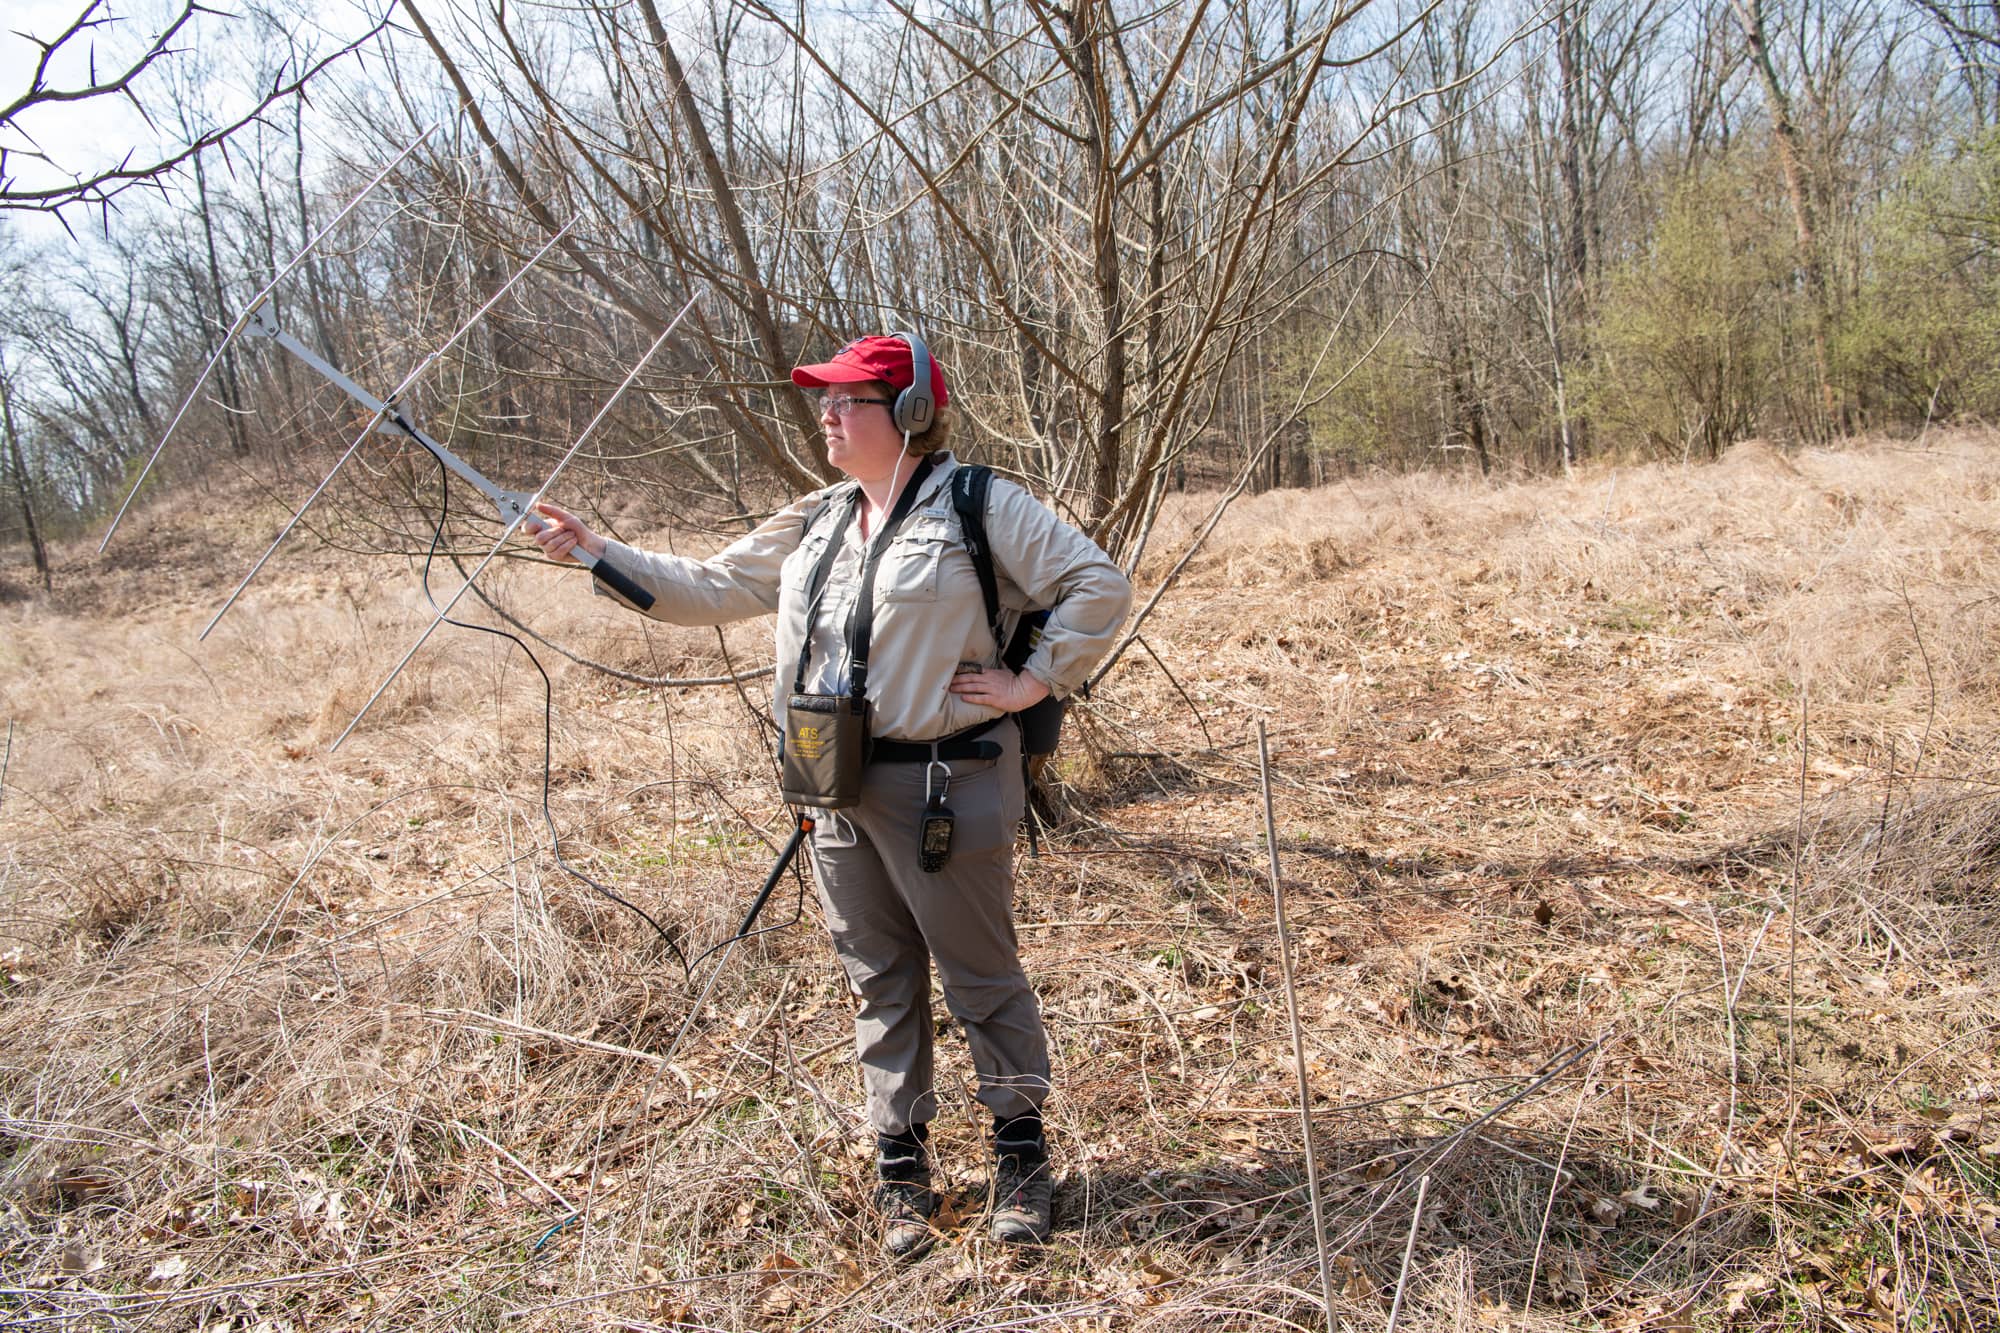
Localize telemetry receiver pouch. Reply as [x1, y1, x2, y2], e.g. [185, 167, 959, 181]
[781, 692, 870, 809]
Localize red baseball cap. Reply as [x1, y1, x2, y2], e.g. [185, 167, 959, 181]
[790, 334, 948, 408]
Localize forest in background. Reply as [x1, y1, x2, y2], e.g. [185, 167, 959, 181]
[2, 0, 1999, 580]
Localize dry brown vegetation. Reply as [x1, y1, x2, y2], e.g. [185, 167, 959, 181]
[4, 434, 1999, 1331]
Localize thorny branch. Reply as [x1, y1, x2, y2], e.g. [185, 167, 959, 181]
[0, 0, 394, 224]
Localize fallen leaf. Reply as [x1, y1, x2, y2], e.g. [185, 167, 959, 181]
[59, 1240, 104, 1275]
[1724, 1272, 1773, 1315]
[144, 1255, 189, 1290]
[1653, 1302, 1696, 1332]
[757, 1284, 799, 1321]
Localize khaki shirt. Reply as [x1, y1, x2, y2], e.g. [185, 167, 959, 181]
[595, 452, 1133, 742]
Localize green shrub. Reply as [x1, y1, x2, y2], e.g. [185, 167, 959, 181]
[1581, 156, 1794, 459]
[1288, 326, 1437, 472]
[1839, 129, 2000, 425]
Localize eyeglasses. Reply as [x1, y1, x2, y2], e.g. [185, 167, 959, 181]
[816, 392, 894, 417]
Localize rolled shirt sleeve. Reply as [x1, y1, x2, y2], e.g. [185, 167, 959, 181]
[591, 497, 822, 624]
[982, 478, 1133, 699]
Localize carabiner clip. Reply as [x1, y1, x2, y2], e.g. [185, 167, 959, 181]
[919, 759, 956, 874]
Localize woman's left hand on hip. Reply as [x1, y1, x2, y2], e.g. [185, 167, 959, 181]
[947, 667, 1051, 713]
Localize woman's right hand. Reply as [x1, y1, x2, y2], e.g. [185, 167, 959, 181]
[532, 501, 607, 565]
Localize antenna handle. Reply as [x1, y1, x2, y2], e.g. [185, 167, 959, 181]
[582, 554, 656, 613]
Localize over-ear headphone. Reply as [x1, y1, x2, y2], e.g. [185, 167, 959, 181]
[889, 330, 935, 436]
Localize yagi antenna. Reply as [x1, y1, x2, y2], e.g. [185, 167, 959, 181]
[200, 214, 584, 640]
[99, 123, 440, 553]
[328, 292, 699, 752]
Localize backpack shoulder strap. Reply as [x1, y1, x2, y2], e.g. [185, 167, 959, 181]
[950, 464, 1004, 646]
[801, 480, 859, 539]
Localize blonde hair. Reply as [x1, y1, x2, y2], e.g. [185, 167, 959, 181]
[913, 404, 954, 455]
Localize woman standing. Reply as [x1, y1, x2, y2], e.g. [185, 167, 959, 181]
[532, 334, 1131, 1257]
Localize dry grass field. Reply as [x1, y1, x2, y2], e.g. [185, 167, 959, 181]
[3, 433, 1998, 1331]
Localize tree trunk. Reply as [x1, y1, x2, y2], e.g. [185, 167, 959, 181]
[293, 101, 339, 361]
[1456, 364, 1492, 476]
[105, 270, 160, 440]
[1554, 0, 1594, 459]
[1067, 3, 1127, 529]
[0, 369, 50, 590]
[192, 150, 251, 457]
[1733, 0, 1838, 441]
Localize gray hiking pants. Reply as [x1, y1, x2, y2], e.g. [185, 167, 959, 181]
[808, 720, 1050, 1133]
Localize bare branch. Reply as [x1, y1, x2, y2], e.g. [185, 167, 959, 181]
[0, 1, 394, 220]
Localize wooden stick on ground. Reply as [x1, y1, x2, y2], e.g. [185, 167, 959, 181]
[1385, 1173, 1431, 1333]
[1258, 720, 1337, 1325]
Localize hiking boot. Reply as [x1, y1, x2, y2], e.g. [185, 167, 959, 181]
[990, 1113, 1052, 1245]
[875, 1177, 937, 1260]
[874, 1125, 937, 1261]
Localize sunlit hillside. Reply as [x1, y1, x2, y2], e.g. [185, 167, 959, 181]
[3, 433, 1998, 1330]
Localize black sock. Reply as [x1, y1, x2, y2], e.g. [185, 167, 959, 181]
[876, 1123, 929, 1182]
[993, 1110, 1046, 1164]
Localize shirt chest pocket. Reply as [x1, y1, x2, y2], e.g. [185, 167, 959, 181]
[879, 517, 954, 603]
[782, 528, 835, 599]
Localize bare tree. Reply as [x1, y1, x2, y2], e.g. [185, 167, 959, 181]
[1908, 0, 2000, 121]
[2, 0, 1986, 569]
[0, 348, 51, 588]
[371, 0, 1522, 563]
